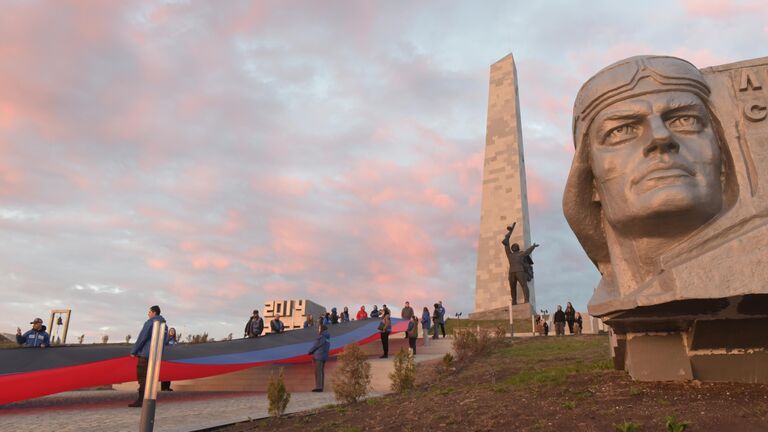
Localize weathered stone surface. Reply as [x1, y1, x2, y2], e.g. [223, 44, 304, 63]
[625, 334, 692, 381]
[474, 53, 536, 316]
[563, 54, 768, 382]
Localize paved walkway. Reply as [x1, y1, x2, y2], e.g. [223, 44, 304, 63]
[0, 389, 344, 432]
[0, 338, 455, 432]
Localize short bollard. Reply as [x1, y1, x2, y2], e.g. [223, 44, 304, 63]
[140, 321, 166, 432]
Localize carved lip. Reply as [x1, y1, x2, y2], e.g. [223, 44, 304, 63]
[632, 163, 695, 186]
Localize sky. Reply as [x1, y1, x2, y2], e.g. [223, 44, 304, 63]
[1, 0, 766, 342]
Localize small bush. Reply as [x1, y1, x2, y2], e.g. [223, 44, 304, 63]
[452, 327, 491, 361]
[332, 343, 371, 404]
[389, 347, 416, 392]
[665, 415, 690, 432]
[494, 325, 507, 338]
[267, 368, 290, 417]
[442, 353, 455, 368]
[615, 421, 641, 432]
[187, 333, 209, 344]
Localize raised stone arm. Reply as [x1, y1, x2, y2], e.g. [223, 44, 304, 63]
[523, 243, 540, 255]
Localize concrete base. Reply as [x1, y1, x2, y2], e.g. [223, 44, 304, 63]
[606, 296, 768, 383]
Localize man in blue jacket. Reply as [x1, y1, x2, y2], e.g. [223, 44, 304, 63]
[308, 324, 330, 392]
[438, 301, 446, 338]
[128, 305, 167, 407]
[16, 318, 50, 348]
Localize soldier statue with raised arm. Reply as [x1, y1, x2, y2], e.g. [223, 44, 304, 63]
[502, 222, 539, 305]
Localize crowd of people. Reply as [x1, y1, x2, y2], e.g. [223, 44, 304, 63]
[542, 302, 583, 336]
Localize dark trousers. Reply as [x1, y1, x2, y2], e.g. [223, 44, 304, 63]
[380, 331, 390, 357]
[508, 271, 529, 305]
[555, 322, 565, 336]
[408, 337, 417, 355]
[161, 381, 171, 391]
[439, 323, 446, 338]
[136, 356, 149, 399]
[314, 359, 325, 390]
[567, 320, 575, 334]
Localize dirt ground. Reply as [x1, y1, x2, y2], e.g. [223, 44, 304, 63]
[212, 335, 768, 432]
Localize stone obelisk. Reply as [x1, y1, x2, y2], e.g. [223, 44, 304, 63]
[472, 53, 535, 319]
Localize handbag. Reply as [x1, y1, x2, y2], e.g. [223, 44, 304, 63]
[377, 322, 385, 331]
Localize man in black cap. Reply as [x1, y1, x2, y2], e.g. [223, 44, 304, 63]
[244, 310, 264, 338]
[16, 318, 50, 348]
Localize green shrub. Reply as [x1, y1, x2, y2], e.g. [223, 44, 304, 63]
[267, 368, 290, 417]
[615, 421, 641, 432]
[665, 415, 690, 432]
[332, 343, 371, 403]
[389, 347, 416, 392]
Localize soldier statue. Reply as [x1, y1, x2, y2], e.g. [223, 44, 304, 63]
[502, 222, 539, 305]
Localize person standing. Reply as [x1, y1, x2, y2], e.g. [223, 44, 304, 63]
[247, 311, 264, 338]
[330, 308, 339, 324]
[401, 301, 414, 320]
[574, 312, 583, 335]
[16, 318, 50, 348]
[431, 303, 440, 340]
[553, 305, 566, 336]
[340, 307, 350, 323]
[437, 301, 447, 338]
[356, 306, 368, 321]
[270, 314, 285, 334]
[420, 306, 431, 347]
[379, 312, 391, 358]
[244, 310, 259, 338]
[160, 327, 178, 392]
[406, 315, 418, 355]
[308, 324, 330, 392]
[303, 314, 315, 328]
[370, 305, 380, 319]
[129, 305, 167, 408]
[564, 302, 576, 334]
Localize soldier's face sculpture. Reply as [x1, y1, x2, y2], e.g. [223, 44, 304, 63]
[588, 91, 723, 234]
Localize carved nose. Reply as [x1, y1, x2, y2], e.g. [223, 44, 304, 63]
[643, 118, 680, 157]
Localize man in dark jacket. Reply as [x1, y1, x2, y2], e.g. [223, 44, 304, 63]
[553, 305, 566, 336]
[16, 318, 50, 348]
[270, 314, 285, 334]
[129, 305, 167, 407]
[401, 301, 414, 320]
[244, 310, 264, 338]
[308, 324, 330, 392]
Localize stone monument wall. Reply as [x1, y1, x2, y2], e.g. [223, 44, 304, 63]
[473, 53, 536, 319]
[262, 299, 326, 334]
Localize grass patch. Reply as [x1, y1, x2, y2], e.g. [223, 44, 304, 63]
[501, 359, 611, 388]
[497, 336, 609, 361]
[444, 318, 533, 334]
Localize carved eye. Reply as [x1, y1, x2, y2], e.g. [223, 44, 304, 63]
[668, 115, 702, 131]
[603, 124, 639, 145]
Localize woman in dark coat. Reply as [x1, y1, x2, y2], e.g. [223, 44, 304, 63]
[564, 302, 576, 334]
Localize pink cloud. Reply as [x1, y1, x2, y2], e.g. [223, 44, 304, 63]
[680, 0, 765, 17]
[253, 175, 313, 197]
[147, 258, 169, 269]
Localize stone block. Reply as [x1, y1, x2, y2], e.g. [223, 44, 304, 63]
[625, 333, 692, 381]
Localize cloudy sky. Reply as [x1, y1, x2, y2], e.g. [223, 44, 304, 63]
[1, 0, 766, 341]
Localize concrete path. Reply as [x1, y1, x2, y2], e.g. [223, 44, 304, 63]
[0, 337, 454, 432]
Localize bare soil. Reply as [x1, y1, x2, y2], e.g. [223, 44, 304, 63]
[213, 335, 768, 431]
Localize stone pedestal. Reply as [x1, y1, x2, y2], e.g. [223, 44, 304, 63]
[469, 302, 534, 321]
[607, 294, 768, 383]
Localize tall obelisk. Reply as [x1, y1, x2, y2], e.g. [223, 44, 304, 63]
[473, 53, 535, 318]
